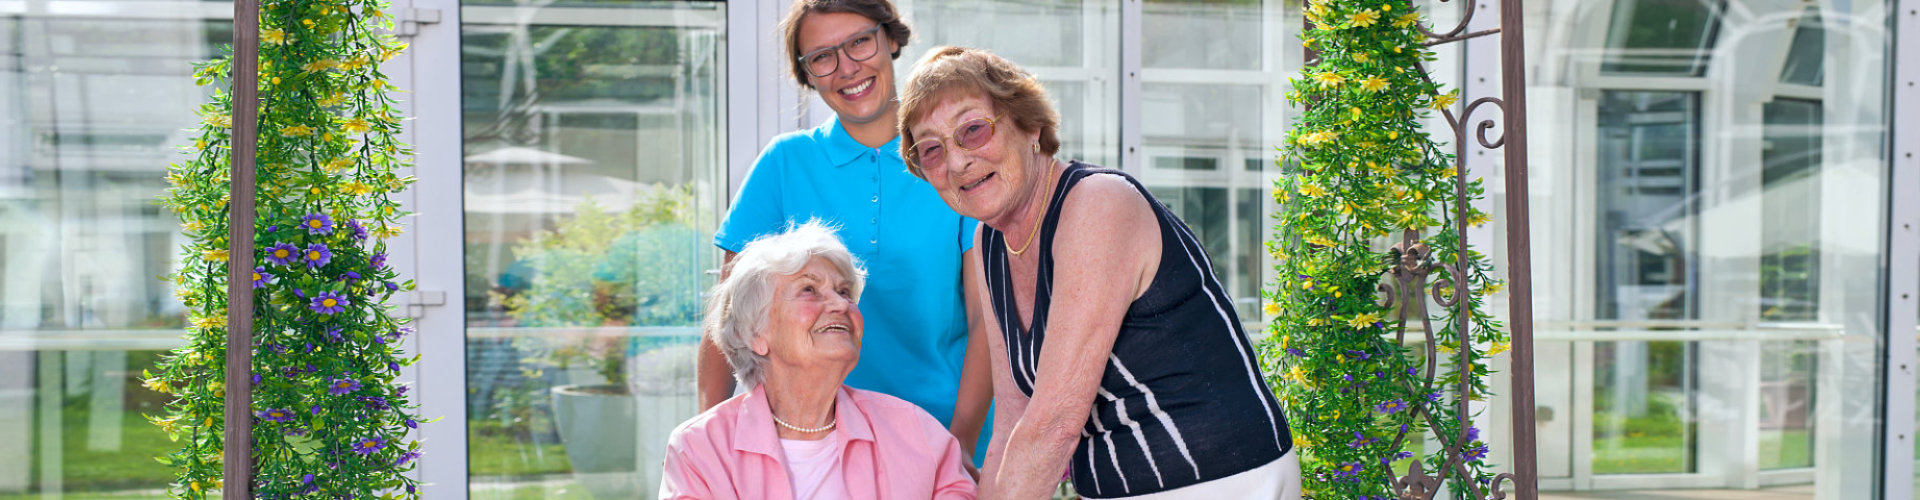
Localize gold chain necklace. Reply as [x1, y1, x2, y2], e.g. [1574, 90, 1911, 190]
[1005, 158, 1058, 256]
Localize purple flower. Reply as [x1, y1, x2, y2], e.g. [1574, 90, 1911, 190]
[387, 362, 401, 372]
[1286, 348, 1305, 357]
[266, 225, 279, 233]
[340, 271, 362, 283]
[351, 436, 386, 455]
[252, 267, 273, 289]
[1393, 451, 1415, 460]
[396, 385, 410, 396]
[395, 450, 420, 466]
[1342, 374, 1354, 381]
[302, 474, 314, 485]
[256, 408, 294, 422]
[1375, 371, 1388, 379]
[1407, 367, 1419, 375]
[1333, 461, 1364, 477]
[328, 377, 361, 395]
[1466, 426, 1481, 443]
[303, 243, 333, 269]
[325, 327, 345, 342]
[370, 252, 387, 269]
[252, 374, 262, 385]
[1463, 444, 1490, 461]
[309, 291, 349, 315]
[301, 213, 334, 235]
[383, 281, 399, 292]
[359, 396, 390, 411]
[1429, 391, 1444, 402]
[1345, 349, 1372, 360]
[311, 405, 323, 415]
[1377, 399, 1408, 415]
[1349, 431, 1377, 448]
[403, 419, 417, 429]
[347, 219, 368, 240]
[264, 243, 299, 266]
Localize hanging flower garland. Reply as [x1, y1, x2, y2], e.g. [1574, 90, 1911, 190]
[147, 1, 419, 498]
[1260, 0, 1508, 498]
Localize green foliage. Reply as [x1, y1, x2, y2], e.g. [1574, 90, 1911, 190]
[146, 1, 421, 498]
[500, 187, 707, 386]
[1259, 1, 1508, 497]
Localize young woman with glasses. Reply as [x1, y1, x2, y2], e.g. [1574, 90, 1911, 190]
[699, 0, 993, 479]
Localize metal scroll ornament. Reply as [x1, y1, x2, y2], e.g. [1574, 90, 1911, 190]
[1263, 0, 1537, 499]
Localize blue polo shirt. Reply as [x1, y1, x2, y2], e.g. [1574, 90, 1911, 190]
[716, 116, 985, 455]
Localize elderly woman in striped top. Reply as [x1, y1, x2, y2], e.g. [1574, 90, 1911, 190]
[897, 46, 1301, 500]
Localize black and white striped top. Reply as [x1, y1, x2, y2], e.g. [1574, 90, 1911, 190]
[982, 162, 1292, 497]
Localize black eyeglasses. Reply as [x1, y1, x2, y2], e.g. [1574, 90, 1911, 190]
[798, 25, 884, 78]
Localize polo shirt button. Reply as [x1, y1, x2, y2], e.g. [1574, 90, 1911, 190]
[870, 239, 878, 244]
[870, 218, 877, 224]
[871, 195, 878, 202]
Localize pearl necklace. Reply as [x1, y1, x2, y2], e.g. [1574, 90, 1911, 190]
[771, 412, 836, 434]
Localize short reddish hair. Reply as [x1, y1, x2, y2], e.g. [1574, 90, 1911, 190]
[898, 46, 1061, 178]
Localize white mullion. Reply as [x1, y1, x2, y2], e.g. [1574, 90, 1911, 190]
[1881, 2, 1919, 499]
[395, 0, 466, 497]
[1120, 0, 1142, 174]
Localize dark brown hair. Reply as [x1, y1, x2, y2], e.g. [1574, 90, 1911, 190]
[898, 46, 1061, 178]
[779, 0, 912, 90]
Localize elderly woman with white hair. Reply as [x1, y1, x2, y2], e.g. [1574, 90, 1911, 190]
[659, 221, 978, 500]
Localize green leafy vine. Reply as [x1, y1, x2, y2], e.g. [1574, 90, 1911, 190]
[1260, 1, 1509, 498]
[146, 1, 420, 498]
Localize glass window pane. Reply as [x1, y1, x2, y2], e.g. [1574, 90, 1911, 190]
[1143, 0, 1266, 70]
[899, 0, 1121, 167]
[460, 3, 723, 499]
[1, 9, 227, 498]
[1596, 91, 1699, 322]
[1139, 81, 1271, 320]
[1778, 9, 1826, 86]
[1593, 339, 1698, 474]
[1601, 0, 1724, 76]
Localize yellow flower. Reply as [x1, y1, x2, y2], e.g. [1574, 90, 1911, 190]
[317, 93, 347, 107]
[1437, 343, 1456, 354]
[1353, 52, 1370, 63]
[209, 381, 223, 394]
[344, 182, 374, 196]
[203, 114, 231, 128]
[193, 139, 208, 150]
[371, 223, 404, 239]
[1264, 301, 1281, 317]
[1306, 0, 1332, 22]
[1298, 182, 1329, 198]
[144, 378, 172, 394]
[203, 248, 228, 262]
[1431, 91, 1460, 111]
[1361, 76, 1390, 93]
[301, 59, 336, 73]
[1489, 342, 1511, 356]
[1286, 365, 1309, 383]
[1483, 281, 1506, 295]
[338, 56, 369, 71]
[1312, 71, 1345, 89]
[1300, 130, 1339, 146]
[325, 157, 355, 172]
[1394, 12, 1422, 28]
[182, 220, 207, 232]
[193, 315, 225, 330]
[342, 118, 371, 134]
[1350, 9, 1381, 28]
[261, 28, 287, 44]
[1347, 312, 1381, 329]
[281, 125, 315, 137]
[1468, 211, 1492, 227]
[149, 414, 181, 433]
[1306, 236, 1337, 248]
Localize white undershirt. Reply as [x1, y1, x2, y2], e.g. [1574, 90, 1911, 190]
[779, 437, 848, 500]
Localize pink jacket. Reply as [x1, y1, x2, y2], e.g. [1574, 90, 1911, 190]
[658, 384, 977, 499]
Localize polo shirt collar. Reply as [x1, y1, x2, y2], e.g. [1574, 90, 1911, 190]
[821, 115, 903, 168]
[732, 383, 875, 458]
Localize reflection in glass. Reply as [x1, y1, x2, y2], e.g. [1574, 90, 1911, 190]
[1143, 0, 1266, 70]
[0, 11, 226, 498]
[1592, 91, 1700, 475]
[1760, 99, 1822, 323]
[461, 3, 723, 499]
[1597, 91, 1698, 322]
[899, 0, 1120, 167]
[1593, 340, 1697, 474]
[1601, 0, 1724, 76]
[1778, 9, 1826, 86]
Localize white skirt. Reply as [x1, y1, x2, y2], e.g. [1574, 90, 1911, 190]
[1084, 451, 1301, 500]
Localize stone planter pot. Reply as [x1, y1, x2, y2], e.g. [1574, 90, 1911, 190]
[550, 384, 637, 500]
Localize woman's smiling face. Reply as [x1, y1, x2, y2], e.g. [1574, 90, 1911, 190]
[797, 12, 900, 127]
